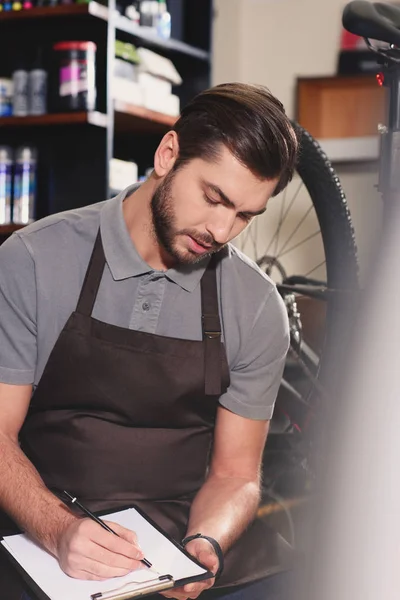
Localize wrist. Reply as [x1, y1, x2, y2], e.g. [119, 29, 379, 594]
[46, 511, 78, 557]
[181, 533, 224, 579]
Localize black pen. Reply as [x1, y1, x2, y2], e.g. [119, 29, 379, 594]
[62, 490, 153, 569]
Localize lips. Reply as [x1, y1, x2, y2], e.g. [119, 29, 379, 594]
[187, 235, 213, 254]
[193, 237, 212, 249]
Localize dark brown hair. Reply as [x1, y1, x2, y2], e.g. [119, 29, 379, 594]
[173, 82, 298, 196]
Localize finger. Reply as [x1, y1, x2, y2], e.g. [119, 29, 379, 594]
[161, 586, 190, 599]
[183, 584, 204, 598]
[82, 540, 144, 572]
[160, 591, 187, 600]
[74, 555, 137, 580]
[82, 521, 144, 561]
[185, 581, 214, 596]
[103, 522, 140, 547]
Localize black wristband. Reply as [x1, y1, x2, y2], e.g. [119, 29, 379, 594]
[181, 533, 224, 579]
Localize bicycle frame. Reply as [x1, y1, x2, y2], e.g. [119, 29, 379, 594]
[376, 54, 400, 212]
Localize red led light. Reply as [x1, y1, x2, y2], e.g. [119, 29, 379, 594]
[377, 73, 385, 87]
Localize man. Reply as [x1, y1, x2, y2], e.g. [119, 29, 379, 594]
[0, 82, 298, 599]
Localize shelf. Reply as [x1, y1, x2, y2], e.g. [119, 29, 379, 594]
[114, 101, 176, 134]
[0, 4, 210, 61]
[0, 111, 109, 128]
[0, 224, 25, 235]
[0, 1, 108, 21]
[115, 15, 211, 61]
[318, 136, 380, 163]
[0, 105, 173, 133]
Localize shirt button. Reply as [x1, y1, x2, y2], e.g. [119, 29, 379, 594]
[142, 301, 150, 311]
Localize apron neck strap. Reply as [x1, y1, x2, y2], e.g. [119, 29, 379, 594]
[76, 230, 223, 397]
[76, 230, 106, 316]
[201, 254, 223, 396]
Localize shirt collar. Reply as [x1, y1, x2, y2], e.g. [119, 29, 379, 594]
[100, 185, 209, 293]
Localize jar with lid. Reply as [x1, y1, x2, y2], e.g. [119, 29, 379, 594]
[51, 41, 97, 112]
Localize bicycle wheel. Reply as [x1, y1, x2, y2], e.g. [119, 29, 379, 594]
[235, 123, 359, 455]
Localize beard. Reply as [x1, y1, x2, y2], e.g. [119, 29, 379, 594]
[150, 171, 223, 265]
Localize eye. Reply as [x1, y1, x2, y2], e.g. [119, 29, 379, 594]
[204, 194, 219, 206]
[238, 212, 253, 222]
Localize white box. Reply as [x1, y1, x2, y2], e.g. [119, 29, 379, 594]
[112, 77, 144, 106]
[143, 91, 180, 117]
[137, 47, 182, 86]
[138, 72, 172, 96]
[110, 158, 138, 192]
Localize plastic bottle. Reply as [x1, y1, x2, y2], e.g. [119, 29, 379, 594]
[125, 1, 140, 24]
[12, 65, 29, 116]
[0, 146, 13, 225]
[13, 146, 37, 224]
[156, 0, 171, 39]
[0, 78, 13, 116]
[139, 0, 158, 29]
[28, 50, 47, 115]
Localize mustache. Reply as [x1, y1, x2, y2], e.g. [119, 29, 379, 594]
[184, 230, 223, 252]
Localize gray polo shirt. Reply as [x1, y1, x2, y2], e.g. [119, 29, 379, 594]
[0, 186, 289, 420]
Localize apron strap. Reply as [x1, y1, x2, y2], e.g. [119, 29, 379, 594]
[76, 230, 106, 316]
[201, 254, 222, 396]
[76, 230, 223, 395]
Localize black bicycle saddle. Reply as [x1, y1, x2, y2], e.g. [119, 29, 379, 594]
[343, 1, 400, 46]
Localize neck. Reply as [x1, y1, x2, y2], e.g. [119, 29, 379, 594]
[122, 176, 175, 271]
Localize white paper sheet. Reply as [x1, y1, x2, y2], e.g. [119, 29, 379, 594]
[1, 508, 208, 600]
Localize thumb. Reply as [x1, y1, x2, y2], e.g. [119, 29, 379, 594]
[197, 548, 219, 575]
[103, 521, 141, 548]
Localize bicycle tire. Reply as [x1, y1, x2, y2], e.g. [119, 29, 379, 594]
[294, 124, 359, 290]
[261, 124, 359, 518]
[267, 124, 359, 444]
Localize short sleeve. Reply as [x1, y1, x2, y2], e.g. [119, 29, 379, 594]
[0, 233, 37, 384]
[219, 287, 290, 420]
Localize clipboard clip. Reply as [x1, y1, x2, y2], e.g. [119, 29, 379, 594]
[91, 574, 174, 600]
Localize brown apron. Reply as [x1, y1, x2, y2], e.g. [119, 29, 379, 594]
[1, 231, 292, 596]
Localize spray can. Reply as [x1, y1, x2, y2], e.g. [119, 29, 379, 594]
[12, 67, 29, 116]
[28, 50, 48, 115]
[13, 146, 37, 224]
[0, 146, 13, 225]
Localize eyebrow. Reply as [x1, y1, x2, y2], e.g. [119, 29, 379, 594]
[203, 181, 267, 217]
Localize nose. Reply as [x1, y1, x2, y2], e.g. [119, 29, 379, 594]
[206, 211, 236, 245]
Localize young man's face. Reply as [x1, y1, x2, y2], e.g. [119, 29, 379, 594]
[151, 145, 279, 265]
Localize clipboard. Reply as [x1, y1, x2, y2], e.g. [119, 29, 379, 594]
[0, 504, 214, 600]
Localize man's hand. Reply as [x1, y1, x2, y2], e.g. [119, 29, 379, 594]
[56, 518, 145, 580]
[161, 538, 219, 600]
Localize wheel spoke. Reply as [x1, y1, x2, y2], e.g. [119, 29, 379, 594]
[276, 204, 314, 256]
[262, 181, 304, 258]
[273, 186, 288, 257]
[276, 230, 321, 259]
[305, 260, 327, 278]
[252, 216, 259, 258]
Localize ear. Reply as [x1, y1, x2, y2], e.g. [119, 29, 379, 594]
[153, 131, 179, 177]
